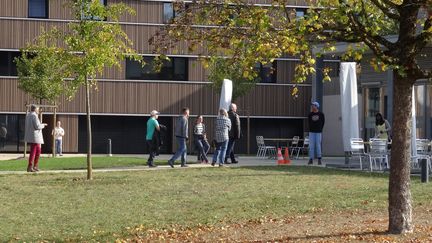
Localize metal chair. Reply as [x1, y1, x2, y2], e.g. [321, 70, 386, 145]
[256, 136, 277, 159]
[350, 138, 367, 170]
[411, 139, 431, 171]
[367, 138, 389, 171]
[295, 136, 309, 159]
[289, 136, 301, 157]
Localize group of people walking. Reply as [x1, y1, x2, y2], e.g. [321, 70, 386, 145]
[146, 104, 241, 168]
[23, 101, 390, 172]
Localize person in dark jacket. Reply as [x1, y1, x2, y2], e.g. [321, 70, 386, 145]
[308, 101, 325, 165]
[146, 110, 160, 167]
[168, 107, 190, 168]
[225, 103, 241, 164]
[154, 124, 168, 156]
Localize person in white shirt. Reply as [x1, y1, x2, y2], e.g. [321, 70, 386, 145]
[52, 121, 65, 156]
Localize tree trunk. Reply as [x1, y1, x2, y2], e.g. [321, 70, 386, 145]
[52, 103, 57, 158]
[388, 73, 414, 233]
[85, 76, 93, 180]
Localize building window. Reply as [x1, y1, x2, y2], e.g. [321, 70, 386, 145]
[163, 3, 175, 23]
[126, 56, 188, 81]
[255, 62, 277, 83]
[81, 0, 107, 20]
[28, 0, 49, 18]
[295, 8, 306, 18]
[0, 114, 26, 153]
[0, 51, 20, 76]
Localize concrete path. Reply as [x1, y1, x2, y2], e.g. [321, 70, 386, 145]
[0, 153, 352, 175]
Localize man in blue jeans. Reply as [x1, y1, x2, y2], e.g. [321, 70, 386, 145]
[308, 102, 325, 165]
[168, 107, 190, 168]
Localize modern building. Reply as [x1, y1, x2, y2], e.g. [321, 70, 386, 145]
[321, 50, 432, 156]
[0, 0, 335, 155]
[3, 1, 428, 156]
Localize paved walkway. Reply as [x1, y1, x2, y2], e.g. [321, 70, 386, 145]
[0, 153, 351, 175]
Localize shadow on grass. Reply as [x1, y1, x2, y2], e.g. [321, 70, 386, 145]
[274, 230, 389, 242]
[229, 165, 390, 179]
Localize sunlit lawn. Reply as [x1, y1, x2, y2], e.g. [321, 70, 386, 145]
[0, 156, 167, 171]
[1, 166, 431, 242]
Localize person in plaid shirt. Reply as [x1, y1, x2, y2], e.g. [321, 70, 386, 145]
[212, 108, 231, 167]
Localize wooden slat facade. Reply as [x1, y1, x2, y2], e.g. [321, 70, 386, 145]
[0, 0, 313, 154]
[0, 78, 310, 117]
[114, 0, 164, 23]
[56, 115, 79, 152]
[0, 0, 309, 21]
[50, 0, 74, 20]
[188, 59, 208, 81]
[0, 0, 27, 18]
[0, 18, 194, 54]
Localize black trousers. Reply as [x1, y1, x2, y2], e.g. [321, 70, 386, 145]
[146, 140, 157, 164]
[225, 138, 237, 162]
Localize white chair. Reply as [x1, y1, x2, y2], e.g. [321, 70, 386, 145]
[367, 138, 389, 171]
[256, 136, 277, 159]
[411, 139, 431, 170]
[290, 136, 301, 157]
[295, 136, 309, 159]
[350, 138, 367, 170]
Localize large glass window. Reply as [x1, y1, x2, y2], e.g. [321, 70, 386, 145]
[295, 8, 306, 18]
[364, 87, 383, 139]
[126, 57, 188, 81]
[0, 115, 26, 152]
[414, 85, 427, 138]
[28, 0, 49, 18]
[0, 51, 20, 76]
[255, 62, 277, 83]
[163, 3, 175, 23]
[81, 0, 107, 20]
[428, 85, 432, 139]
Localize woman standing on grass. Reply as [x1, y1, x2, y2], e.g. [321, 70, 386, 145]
[194, 115, 210, 163]
[24, 104, 47, 172]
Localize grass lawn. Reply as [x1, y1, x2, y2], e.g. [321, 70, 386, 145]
[0, 156, 170, 171]
[0, 166, 431, 242]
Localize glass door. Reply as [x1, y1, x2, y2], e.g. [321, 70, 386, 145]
[363, 87, 384, 140]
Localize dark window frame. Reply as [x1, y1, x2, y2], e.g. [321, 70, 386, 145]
[295, 8, 307, 18]
[255, 61, 277, 83]
[126, 57, 189, 81]
[81, 0, 108, 21]
[0, 51, 20, 77]
[163, 2, 190, 24]
[28, 0, 49, 19]
[163, 2, 175, 23]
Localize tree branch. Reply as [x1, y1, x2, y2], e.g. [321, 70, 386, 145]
[347, 10, 397, 51]
[414, 10, 432, 50]
[369, 0, 400, 19]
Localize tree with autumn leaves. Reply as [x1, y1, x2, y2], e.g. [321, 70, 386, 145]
[16, 0, 141, 180]
[151, 0, 432, 234]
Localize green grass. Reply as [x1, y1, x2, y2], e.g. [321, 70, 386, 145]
[0, 156, 170, 171]
[0, 166, 431, 242]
